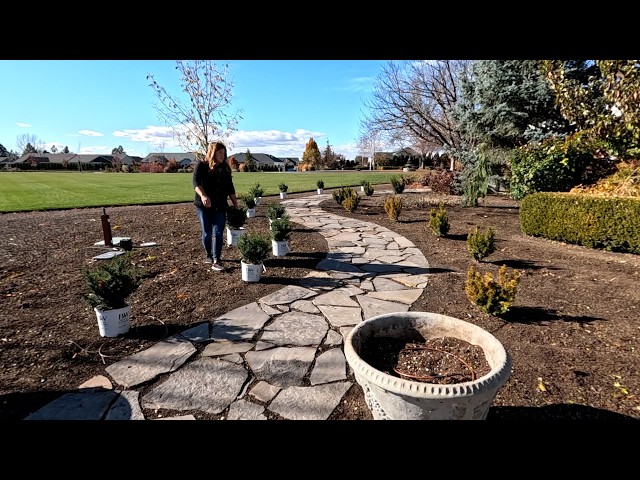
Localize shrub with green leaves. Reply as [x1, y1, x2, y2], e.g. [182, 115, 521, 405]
[342, 189, 360, 212]
[384, 194, 402, 221]
[362, 180, 374, 196]
[239, 193, 256, 209]
[467, 226, 495, 261]
[332, 185, 352, 205]
[269, 216, 291, 241]
[248, 182, 265, 198]
[237, 232, 270, 264]
[465, 264, 520, 316]
[226, 205, 248, 229]
[83, 253, 142, 310]
[390, 174, 405, 194]
[429, 203, 450, 237]
[278, 182, 288, 193]
[316, 179, 325, 189]
[266, 202, 286, 221]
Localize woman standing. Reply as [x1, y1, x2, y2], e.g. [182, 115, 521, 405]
[193, 141, 239, 271]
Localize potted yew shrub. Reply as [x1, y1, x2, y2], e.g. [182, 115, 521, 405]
[225, 204, 248, 246]
[316, 179, 324, 194]
[278, 182, 288, 199]
[82, 253, 141, 337]
[237, 232, 271, 282]
[239, 193, 257, 218]
[269, 215, 291, 256]
[344, 311, 512, 420]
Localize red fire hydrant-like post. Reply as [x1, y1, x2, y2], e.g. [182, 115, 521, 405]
[101, 207, 113, 247]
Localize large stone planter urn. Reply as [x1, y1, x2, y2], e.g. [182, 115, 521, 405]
[344, 311, 511, 420]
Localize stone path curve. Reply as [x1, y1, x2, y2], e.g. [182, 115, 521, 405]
[25, 191, 431, 420]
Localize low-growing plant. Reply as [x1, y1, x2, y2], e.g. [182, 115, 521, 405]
[342, 189, 360, 212]
[465, 264, 520, 316]
[239, 192, 256, 209]
[269, 216, 291, 241]
[266, 202, 286, 221]
[278, 182, 289, 193]
[429, 203, 450, 237]
[226, 205, 248, 229]
[316, 179, 325, 189]
[248, 182, 265, 199]
[363, 181, 374, 196]
[83, 253, 142, 310]
[384, 194, 402, 221]
[332, 185, 352, 205]
[237, 232, 271, 264]
[467, 225, 495, 261]
[390, 174, 405, 194]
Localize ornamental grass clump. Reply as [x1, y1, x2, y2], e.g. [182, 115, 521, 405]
[465, 264, 521, 316]
[384, 194, 402, 221]
[467, 225, 496, 261]
[429, 203, 450, 237]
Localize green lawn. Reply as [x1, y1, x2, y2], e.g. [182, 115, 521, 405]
[0, 171, 398, 212]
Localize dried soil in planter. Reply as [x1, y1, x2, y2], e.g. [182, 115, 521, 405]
[360, 336, 492, 384]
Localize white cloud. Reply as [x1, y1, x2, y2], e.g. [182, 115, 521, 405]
[78, 130, 104, 137]
[17, 122, 31, 128]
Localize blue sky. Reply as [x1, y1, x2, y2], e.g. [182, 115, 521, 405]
[0, 60, 389, 160]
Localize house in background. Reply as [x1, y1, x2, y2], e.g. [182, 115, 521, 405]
[229, 152, 298, 171]
[141, 152, 197, 168]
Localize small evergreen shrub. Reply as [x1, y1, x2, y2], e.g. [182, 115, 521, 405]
[316, 179, 325, 189]
[269, 216, 291, 241]
[390, 174, 405, 194]
[239, 192, 256, 209]
[266, 202, 286, 221]
[83, 253, 142, 310]
[248, 182, 265, 199]
[342, 189, 360, 212]
[362, 180, 374, 196]
[465, 264, 521, 316]
[384, 195, 402, 221]
[332, 185, 352, 205]
[237, 232, 271, 264]
[226, 205, 248, 229]
[429, 203, 450, 237]
[278, 182, 288, 193]
[467, 226, 495, 261]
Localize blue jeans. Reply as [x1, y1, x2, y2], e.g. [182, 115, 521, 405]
[196, 207, 226, 261]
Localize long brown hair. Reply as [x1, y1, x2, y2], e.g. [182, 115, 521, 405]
[204, 141, 227, 169]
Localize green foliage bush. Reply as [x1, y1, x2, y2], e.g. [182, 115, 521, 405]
[239, 192, 256, 209]
[508, 131, 616, 200]
[248, 182, 265, 198]
[465, 264, 521, 316]
[226, 205, 247, 229]
[269, 216, 291, 241]
[316, 179, 325, 189]
[278, 182, 288, 193]
[467, 226, 496, 261]
[429, 203, 450, 237]
[237, 232, 271, 264]
[390, 174, 405, 194]
[342, 189, 360, 212]
[384, 194, 402, 221]
[266, 202, 286, 221]
[83, 253, 142, 310]
[520, 192, 640, 254]
[332, 185, 353, 205]
[362, 181, 374, 196]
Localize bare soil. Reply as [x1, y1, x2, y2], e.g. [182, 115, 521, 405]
[1, 188, 639, 422]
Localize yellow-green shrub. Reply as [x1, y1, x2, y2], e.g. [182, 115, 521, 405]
[342, 188, 360, 212]
[467, 226, 495, 261]
[429, 203, 450, 237]
[465, 264, 520, 316]
[384, 195, 402, 221]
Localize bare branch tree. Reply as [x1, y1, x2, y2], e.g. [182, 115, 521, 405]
[361, 60, 471, 155]
[16, 133, 45, 155]
[147, 60, 243, 156]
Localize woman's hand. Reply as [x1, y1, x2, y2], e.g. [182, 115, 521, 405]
[201, 194, 211, 208]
